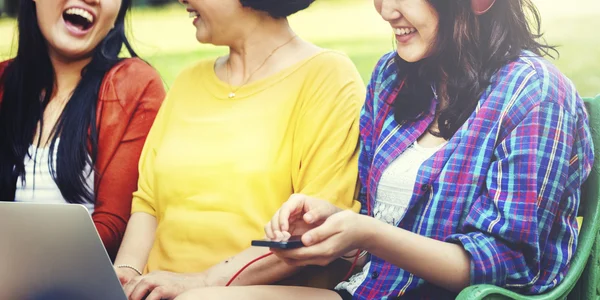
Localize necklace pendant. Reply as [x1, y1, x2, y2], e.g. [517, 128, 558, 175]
[228, 92, 236, 99]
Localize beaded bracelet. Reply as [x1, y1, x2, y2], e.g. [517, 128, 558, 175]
[341, 250, 367, 260]
[116, 264, 142, 276]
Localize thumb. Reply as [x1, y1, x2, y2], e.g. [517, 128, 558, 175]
[118, 275, 128, 285]
[301, 217, 340, 246]
[303, 203, 339, 225]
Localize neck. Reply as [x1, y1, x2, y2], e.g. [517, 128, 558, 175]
[227, 17, 296, 79]
[48, 51, 92, 99]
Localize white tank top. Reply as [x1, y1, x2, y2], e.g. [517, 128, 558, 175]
[336, 140, 445, 295]
[14, 139, 95, 214]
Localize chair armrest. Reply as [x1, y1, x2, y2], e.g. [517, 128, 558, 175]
[456, 284, 537, 300]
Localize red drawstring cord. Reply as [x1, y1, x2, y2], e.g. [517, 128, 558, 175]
[342, 249, 362, 281]
[225, 252, 274, 286]
[225, 249, 361, 287]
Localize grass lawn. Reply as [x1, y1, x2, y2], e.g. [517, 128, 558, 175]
[0, 0, 599, 96]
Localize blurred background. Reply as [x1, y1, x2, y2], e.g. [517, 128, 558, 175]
[0, 0, 598, 96]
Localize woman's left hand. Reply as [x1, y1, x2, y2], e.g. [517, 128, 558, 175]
[271, 210, 373, 267]
[123, 271, 206, 300]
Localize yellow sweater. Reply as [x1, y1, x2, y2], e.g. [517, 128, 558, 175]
[132, 50, 365, 273]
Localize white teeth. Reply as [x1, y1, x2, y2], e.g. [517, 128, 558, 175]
[394, 27, 416, 36]
[65, 8, 94, 24]
[189, 11, 200, 18]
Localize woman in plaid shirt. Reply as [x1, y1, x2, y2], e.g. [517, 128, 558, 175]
[177, 0, 594, 299]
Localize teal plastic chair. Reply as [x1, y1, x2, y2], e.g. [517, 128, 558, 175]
[456, 95, 600, 300]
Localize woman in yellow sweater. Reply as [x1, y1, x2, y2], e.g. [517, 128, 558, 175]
[113, 0, 365, 299]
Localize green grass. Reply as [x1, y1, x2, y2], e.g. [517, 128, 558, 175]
[0, 0, 599, 96]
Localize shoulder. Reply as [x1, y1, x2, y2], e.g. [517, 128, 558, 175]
[173, 57, 216, 83]
[369, 51, 398, 88]
[362, 51, 398, 115]
[0, 59, 14, 88]
[100, 57, 166, 110]
[298, 50, 366, 108]
[300, 50, 364, 89]
[303, 50, 357, 69]
[0, 59, 14, 106]
[488, 51, 581, 116]
[297, 50, 363, 84]
[366, 51, 399, 101]
[0, 59, 11, 78]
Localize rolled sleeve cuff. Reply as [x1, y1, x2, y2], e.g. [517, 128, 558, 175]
[446, 232, 507, 286]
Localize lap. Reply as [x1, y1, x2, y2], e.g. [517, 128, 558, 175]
[175, 286, 342, 300]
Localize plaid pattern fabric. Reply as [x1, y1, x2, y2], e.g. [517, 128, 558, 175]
[353, 51, 594, 299]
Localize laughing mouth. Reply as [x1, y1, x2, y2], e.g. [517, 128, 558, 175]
[394, 27, 417, 36]
[63, 7, 95, 31]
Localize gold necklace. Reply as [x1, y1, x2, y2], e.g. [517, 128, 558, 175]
[226, 35, 297, 99]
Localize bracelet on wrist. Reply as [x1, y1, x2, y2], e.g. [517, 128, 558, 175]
[341, 250, 367, 260]
[116, 264, 142, 276]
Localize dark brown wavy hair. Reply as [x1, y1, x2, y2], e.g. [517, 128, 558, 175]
[393, 0, 558, 139]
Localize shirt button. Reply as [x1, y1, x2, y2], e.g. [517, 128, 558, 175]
[421, 184, 431, 192]
[371, 271, 379, 279]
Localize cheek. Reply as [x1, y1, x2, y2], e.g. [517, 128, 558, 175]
[101, 1, 122, 27]
[420, 25, 437, 46]
[373, 0, 383, 15]
[35, 4, 60, 33]
[422, 10, 440, 46]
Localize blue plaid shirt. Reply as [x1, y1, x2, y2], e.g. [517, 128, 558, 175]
[353, 51, 594, 299]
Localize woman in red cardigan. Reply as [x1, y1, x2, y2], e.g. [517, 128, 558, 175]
[0, 0, 165, 260]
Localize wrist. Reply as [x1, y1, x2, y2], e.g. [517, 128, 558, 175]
[355, 214, 381, 251]
[115, 264, 142, 276]
[190, 271, 209, 286]
[341, 249, 368, 260]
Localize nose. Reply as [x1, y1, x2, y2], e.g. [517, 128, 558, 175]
[379, 0, 402, 22]
[82, 0, 99, 5]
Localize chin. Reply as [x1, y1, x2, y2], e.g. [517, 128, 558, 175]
[195, 32, 211, 45]
[396, 49, 427, 63]
[53, 48, 95, 62]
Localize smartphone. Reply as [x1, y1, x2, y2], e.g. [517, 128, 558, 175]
[251, 235, 305, 249]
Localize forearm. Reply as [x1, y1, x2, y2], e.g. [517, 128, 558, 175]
[362, 216, 471, 292]
[114, 212, 157, 271]
[203, 246, 301, 286]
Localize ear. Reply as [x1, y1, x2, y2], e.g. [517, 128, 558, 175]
[471, 0, 496, 15]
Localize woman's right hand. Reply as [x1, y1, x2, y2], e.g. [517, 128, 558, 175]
[265, 194, 342, 241]
[115, 266, 139, 286]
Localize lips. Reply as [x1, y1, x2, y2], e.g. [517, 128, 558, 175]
[187, 8, 201, 25]
[62, 6, 96, 35]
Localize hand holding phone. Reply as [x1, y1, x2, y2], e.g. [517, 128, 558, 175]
[251, 235, 305, 249]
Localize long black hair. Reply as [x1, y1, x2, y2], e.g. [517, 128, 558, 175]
[392, 0, 558, 139]
[0, 0, 137, 203]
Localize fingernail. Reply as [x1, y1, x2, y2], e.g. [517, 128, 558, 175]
[283, 231, 291, 239]
[304, 213, 313, 223]
[274, 231, 283, 241]
[304, 234, 313, 245]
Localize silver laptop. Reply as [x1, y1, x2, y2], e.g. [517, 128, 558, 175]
[0, 202, 127, 300]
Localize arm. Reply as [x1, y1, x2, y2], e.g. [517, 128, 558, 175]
[443, 100, 584, 293]
[93, 67, 165, 259]
[362, 216, 471, 292]
[113, 212, 158, 272]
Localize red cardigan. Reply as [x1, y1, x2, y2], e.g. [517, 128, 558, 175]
[0, 58, 166, 259]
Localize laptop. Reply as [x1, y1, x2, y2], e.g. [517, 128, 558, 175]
[0, 202, 127, 300]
